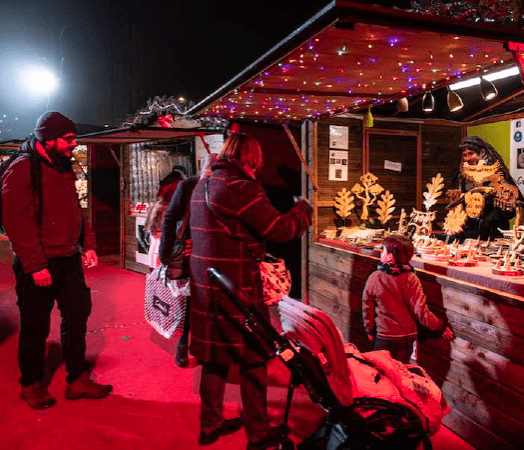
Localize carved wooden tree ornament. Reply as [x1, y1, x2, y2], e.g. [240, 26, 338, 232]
[351, 172, 384, 221]
[376, 190, 396, 225]
[423, 173, 444, 211]
[334, 188, 355, 220]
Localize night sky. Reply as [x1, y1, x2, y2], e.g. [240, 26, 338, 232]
[0, 0, 327, 140]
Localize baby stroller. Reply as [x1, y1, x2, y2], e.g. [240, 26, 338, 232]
[208, 268, 445, 450]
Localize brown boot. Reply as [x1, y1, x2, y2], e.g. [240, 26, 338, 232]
[21, 382, 56, 410]
[65, 372, 113, 400]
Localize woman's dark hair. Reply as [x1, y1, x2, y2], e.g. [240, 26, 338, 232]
[457, 136, 513, 184]
[157, 168, 186, 202]
[383, 235, 414, 265]
[160, 166, 186, 186]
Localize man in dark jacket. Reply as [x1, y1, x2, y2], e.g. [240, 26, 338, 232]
[1, 111, 112, 409]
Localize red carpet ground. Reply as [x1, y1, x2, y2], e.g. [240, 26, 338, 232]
[0, 241, 474, 449]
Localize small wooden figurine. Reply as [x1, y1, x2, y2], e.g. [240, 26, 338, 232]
[443, 204, 468, 236]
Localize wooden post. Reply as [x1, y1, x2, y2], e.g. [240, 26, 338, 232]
[283, 123, 319, 191]
[198, 133, 211, 155]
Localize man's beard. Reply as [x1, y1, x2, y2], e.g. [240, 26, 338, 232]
[47, 148, 73, 171]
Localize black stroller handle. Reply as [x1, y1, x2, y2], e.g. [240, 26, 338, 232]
[207, 267, 339, 407]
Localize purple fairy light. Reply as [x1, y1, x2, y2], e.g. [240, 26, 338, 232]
[388, 37, 401, 47]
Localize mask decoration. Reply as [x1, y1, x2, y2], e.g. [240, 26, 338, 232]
[464, 192, 485, 218]
[462, 160, 501, 184]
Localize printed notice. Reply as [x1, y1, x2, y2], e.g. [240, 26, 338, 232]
[384, 160, 402, 172]
[510, 119, 524, 196]
[329, 125, 348, 149]
[135, 216, 149, 265]
[329, 150, 348, 181]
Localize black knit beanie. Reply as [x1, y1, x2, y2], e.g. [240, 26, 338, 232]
[35, 111, 77, 142]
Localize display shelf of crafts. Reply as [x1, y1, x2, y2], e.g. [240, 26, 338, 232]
[73, 145, 89, 210]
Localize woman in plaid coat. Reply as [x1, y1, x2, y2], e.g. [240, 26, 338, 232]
[189, 133, 312, 449]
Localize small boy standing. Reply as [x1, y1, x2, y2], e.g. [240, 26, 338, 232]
[362, 235, 453, 364]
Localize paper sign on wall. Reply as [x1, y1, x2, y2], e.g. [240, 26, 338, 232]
[510, 118, 524, 196]
[329, 125, 349, 149]
[329, 150, 348, 181]
[384, 160, 402, 172]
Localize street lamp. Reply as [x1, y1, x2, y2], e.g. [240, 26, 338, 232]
[20, 66, 59, 96]
[19, 66, 59, 110]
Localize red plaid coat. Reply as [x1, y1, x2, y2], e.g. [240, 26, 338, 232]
[189, 159, 312, 365]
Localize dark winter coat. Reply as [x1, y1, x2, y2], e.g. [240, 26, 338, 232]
[159, 175, 198, 265]
[189, 159, 312, 365]
[1, 138, 95, 274]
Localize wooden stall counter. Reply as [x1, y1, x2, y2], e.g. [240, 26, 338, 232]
[310, 238, 524, 450]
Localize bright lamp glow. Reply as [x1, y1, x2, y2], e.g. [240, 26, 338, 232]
[20, 67, 59, 95]
[449, 66, 520, 91]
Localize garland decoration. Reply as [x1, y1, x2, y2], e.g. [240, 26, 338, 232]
[410, 0, 524, 24]
[122, 95, 228, 130]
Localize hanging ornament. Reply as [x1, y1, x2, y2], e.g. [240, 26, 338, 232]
[364, 109, 374, 128]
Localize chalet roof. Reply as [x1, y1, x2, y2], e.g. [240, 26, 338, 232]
[187, 0, 524, 124]
[77, 126, 221, 145]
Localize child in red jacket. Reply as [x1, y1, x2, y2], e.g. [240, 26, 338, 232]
[362, 235, 453, 363]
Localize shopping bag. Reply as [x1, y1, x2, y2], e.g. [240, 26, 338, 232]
[259, 254, 291, 306]
[144, 266, 190, 338]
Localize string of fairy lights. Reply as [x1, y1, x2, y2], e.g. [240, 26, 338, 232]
[201, 23, 516, 122]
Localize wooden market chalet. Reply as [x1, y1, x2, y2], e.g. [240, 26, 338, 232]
[181, 2, 524, 449]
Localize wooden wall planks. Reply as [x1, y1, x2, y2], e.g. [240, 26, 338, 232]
[313, 117, 463, 238]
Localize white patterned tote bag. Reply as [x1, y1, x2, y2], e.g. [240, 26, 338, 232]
[144, 266, 190, 338]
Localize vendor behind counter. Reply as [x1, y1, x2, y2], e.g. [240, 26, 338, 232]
[448, 136, 523, 242]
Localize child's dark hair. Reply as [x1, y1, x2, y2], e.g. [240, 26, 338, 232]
[383, 235, 414, 265]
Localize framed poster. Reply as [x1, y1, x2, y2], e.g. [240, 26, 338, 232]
[135, 216, 150, 265]
[510, 118, 524, 195]
[329, 125, 349, 149]
[329, 150, 348, 181]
